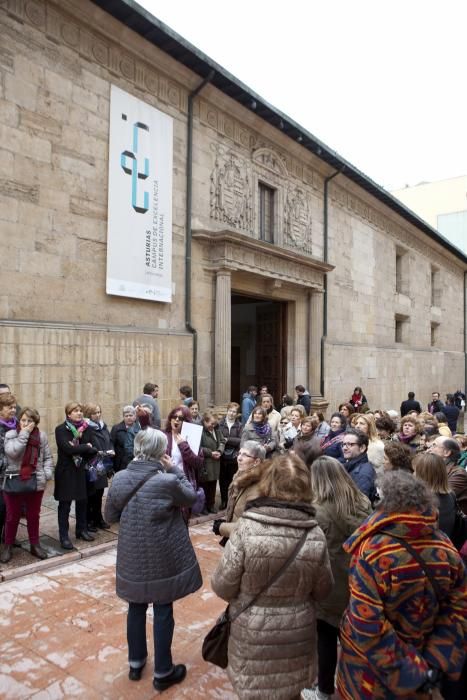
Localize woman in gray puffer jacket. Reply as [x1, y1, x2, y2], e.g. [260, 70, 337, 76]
[104, 428, 202, 693]
[2, 407, 53, 563]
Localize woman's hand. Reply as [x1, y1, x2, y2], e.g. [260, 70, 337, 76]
[211, 450, 221, 460]
[160, 454, 174, 471]
[173, 433, 185, 445]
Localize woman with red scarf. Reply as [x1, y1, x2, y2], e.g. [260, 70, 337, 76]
[349, 386, 369, 413]
[1, 407, 53, 563]
[54, 402, 97, 550]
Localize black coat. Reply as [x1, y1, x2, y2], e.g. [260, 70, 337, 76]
[110, 421, 140, 472]
[400, 399, 422, 417]
[218, 418, 242, 461]
[54, 422, 97, 502]
[81, 423, 113, 491]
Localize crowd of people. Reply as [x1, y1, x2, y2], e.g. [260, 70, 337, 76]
[1, 380, 467, 698]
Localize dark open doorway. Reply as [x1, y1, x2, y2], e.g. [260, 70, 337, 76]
[231, 293, 287, 406]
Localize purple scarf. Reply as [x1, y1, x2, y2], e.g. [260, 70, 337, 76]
[0, 417, 17, 430]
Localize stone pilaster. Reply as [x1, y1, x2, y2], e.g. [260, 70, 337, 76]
[309, 289, 328, 412]
[214, 269, 231, 406]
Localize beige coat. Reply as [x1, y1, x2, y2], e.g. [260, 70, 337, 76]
[211, 501, 334, 699]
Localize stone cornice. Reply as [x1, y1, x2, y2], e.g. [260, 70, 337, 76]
[192, 229, 332, 289]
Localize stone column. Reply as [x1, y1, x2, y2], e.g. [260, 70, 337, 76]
[308, 289, 325, 401]
[214, 269, 231, 406]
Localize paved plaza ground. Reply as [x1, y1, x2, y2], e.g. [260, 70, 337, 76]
[0, 520, 239, 699]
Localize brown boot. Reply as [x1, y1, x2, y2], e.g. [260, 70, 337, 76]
[30, 544, 48, 560]
[0, 545, 12, 563]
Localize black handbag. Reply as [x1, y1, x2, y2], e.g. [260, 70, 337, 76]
[450, 496, 467, 550]
[3, 472, 37, 493]
[202, 528, 308, 668]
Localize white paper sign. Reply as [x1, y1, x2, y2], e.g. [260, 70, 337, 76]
[181, 422, 203, 456]
[106, 85, 173, 302]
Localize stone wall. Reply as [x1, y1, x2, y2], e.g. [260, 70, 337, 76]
[325, 180, 466, 411]
[0, 0, 465, 430]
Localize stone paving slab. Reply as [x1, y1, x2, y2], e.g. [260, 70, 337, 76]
[0, 522, 237, 699]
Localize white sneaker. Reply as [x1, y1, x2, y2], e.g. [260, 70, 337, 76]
[300, 690, 331, 700]
[300, 690, 317, 700]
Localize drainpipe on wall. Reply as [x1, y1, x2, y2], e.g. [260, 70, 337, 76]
[185, 70, 215, 399]
[320, 166, 345, 396]
[464, 271, 467, 398]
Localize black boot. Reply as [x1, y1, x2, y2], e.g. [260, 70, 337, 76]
[30, 544, 48, 560]
[0, 545, 12, 563]
[76, 531, 95, 542]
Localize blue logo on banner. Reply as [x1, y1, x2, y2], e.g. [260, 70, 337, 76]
[120, 114, 150, 214]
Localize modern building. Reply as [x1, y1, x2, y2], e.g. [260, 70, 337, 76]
[392, 175, 467, 255]
[1, 0, 466, 436]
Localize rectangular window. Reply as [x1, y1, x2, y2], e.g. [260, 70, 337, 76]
[395, 318, 403, 343]
[395, 247, 409, 295]
[395, 314, 409, 344]
[395, 253, 403, 293]
[431, 266, 441, 307]
[431, 322, 439, 347]
[259, 183, 275, 243]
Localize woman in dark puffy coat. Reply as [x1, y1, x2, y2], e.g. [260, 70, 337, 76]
[54, 402, 97, 549]
[104, 427, 202, 693]
[81, 403, 114, 531]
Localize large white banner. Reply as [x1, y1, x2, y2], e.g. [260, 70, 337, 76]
[106, 85, 173, 302]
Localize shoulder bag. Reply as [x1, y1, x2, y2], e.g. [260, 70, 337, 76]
[380, 532, 444, 600]
[449, 495, 467, 551]
[118, 469, 159, 512]
[202, 527, 309, 668]
[3, 472, 37, 493]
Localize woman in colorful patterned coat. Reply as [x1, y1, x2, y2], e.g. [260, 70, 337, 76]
[337, 470, 467, 700]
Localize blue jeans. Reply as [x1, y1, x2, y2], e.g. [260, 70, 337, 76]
[127, 602, 174, 676]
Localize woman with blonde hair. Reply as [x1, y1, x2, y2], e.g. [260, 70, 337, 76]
[353, 413, 385, 471]
[54, 402, 98, 549]
[413, 452, 457, 541]
[211, 453, 333, 699]
[301, 456, 371, 700]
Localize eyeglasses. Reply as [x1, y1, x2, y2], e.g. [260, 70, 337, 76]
[172, 415, 183, 421]
[238, 451, 255, 459]
[342, 441, 358, 447]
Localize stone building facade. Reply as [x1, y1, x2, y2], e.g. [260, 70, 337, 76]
[0, 0, 466, 438]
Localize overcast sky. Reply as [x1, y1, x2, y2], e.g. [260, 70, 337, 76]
[138, 0, 466, 192]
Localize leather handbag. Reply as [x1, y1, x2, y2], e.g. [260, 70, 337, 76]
[450, 496, 467, 551]
[3, 472, 37, 493]
[202, 527, 308, 668]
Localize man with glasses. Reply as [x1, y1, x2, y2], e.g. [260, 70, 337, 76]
[429, 436, 467, 514]
[340, 429, 376, 502]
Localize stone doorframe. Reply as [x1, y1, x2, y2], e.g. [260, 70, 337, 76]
[192, 230, 334, 407]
